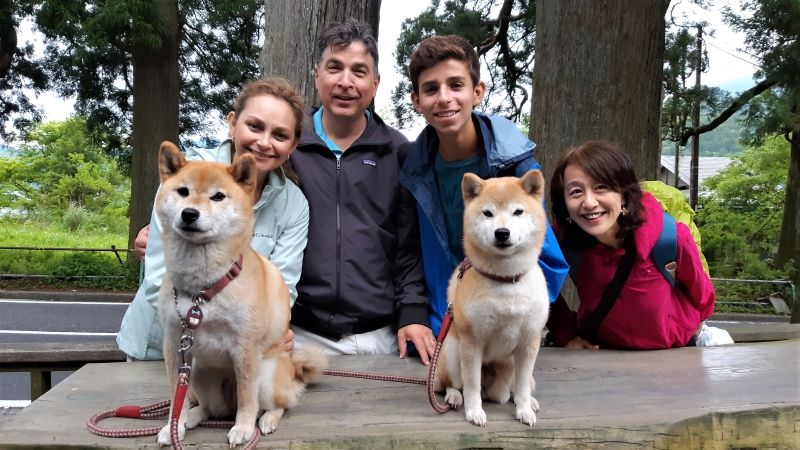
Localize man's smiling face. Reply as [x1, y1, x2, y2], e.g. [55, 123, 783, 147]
[315, 41, 379, 122]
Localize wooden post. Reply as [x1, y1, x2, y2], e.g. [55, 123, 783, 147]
[29, 370, 51, 401]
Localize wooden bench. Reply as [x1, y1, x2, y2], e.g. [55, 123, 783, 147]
[2, 343, 799, 448]
[2, 317, 797, 402]
[0, 342, 126, 400]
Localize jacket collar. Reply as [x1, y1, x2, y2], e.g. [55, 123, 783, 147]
[298, 106, 394, 155]
[401, 111, 535, 181]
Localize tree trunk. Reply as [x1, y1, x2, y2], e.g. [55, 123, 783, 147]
[531, 0, 668, 182]
[128, 0, 180, 257]
[260, 0, 381, 107]
[777, 126, 799, 323]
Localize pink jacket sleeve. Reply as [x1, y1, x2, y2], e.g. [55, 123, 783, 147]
[675, 221, 715, 320]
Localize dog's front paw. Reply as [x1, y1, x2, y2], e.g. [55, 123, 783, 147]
[228, 423, 257, 447]
[157, 421, 185, 446]
[186, 405, 207, 429]
[258, 408, 285, 435]
[444, 387, 463, 409]
[465, 406, 487, 427]
[516, 405, 537, 427]
[531, 396, 541, 413]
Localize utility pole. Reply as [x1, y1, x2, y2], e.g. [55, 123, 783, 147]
[674, 142, 680, 188]
[690, 25, 702, 210]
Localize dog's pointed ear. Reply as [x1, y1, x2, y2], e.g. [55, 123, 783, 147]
[158, 141, 187, 182]
[520, 169, 544, 198]
[230, 152, 257, 194]
[462, 172, 485, 202]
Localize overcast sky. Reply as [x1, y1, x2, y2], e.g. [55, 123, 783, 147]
[18, 1, 758, 137]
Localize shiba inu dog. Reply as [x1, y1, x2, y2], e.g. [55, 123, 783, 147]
[154, 142, 326, 446]
[434, 170, 550, 427]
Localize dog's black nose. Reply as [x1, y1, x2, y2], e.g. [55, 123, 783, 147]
[181, 208, 200, 224]
[495, 228, 510, 242]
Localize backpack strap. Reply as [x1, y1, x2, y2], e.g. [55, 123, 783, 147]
[652, 211, 678, 287]
[578, 235, 637, 343]
[563, 245, 579, 281]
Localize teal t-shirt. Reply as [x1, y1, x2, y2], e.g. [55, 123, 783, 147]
[434, 152, 481, 267]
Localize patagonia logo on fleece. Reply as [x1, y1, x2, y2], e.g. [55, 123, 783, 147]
[362, 159, 377, 167]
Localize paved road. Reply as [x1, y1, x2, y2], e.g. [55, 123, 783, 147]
[0, 298, 130, 405]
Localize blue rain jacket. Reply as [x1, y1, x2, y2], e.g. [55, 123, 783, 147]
[399, 112, 569, 335]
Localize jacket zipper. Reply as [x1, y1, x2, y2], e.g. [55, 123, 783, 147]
[335, 154, 342, 306]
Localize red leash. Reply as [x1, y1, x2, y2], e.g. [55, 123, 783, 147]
[428, 304, 454, 413]
[87, 308, 456, 445]
[318, 304, 455, 414]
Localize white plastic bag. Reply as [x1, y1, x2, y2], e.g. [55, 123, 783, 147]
[695, 322, 734, 346]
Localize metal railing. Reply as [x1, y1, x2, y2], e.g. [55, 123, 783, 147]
[0, 245, 133, 267]
[711, 277, 798, 323]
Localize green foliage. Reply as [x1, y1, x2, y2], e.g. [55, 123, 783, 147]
[0, 118, 130, 233]
[63, 202, 88, 231]
[0, 0, 48, 141]
[661, 23, 734, 157]
[7, 0, 263, 163]
[697, 137, 789, 278]
[0, 217, 138, 290]
[724, 0, 800, 143]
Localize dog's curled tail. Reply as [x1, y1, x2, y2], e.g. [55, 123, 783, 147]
[291, 345, 328, 384]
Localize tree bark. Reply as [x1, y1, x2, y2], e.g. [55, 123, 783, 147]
[260, 0, 381, 107]
[531, 0, 669, 182]
[128, 0, 180, 255]
[777, 125, 799, 319]
[784, 137, 799, 323]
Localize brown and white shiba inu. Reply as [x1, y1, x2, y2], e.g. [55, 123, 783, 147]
[154, 142, 326, 446]
[434, 170, 550, 427]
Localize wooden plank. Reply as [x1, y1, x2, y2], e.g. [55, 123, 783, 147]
[0, 341, 798, 449]
[0, 342, 126, 365]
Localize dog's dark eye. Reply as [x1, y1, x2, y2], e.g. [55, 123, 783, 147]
[513, 209, 524, 216]
[210, 192, 226, 201]
[482, 210, 493, 217]
[177, 187, 189, 197]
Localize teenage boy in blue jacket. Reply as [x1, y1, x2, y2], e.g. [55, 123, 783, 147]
[399, 35, 569, 335]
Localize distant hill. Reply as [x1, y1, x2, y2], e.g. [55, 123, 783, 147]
[0, 144, 18, 158]
[718, 76, 758, 94]
[662, 77, 758, 158]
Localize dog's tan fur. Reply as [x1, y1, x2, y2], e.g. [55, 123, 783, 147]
[434, 170, 550, 427]
[154, 142, 326, 446]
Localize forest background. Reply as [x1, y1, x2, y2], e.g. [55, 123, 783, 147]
[0, 0, 796, 315]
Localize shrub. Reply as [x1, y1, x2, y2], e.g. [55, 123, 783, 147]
[63, 202, 87, 231]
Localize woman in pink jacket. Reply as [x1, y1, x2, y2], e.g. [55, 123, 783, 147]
[546, 141, 728, 349]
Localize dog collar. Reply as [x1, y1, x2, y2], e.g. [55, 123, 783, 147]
[172, 254, 243, 330]
[457, 258, 525, 284]
[195, 253, 244, 301]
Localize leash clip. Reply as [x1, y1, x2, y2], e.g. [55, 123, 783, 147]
[178, 332, 193, 373]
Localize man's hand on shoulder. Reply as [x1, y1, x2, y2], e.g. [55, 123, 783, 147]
[398, 324, 436, 366]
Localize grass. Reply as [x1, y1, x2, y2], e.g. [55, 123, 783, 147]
[0, 218, 138, 291]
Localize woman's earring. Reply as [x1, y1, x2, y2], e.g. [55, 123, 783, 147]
[621, 206, 628, 217]
[566, 217, 573, 224]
